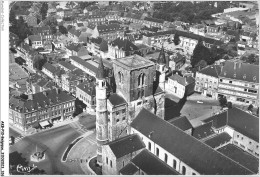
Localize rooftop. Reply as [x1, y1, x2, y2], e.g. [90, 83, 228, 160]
[111, 37, 139, 51]
[9, 89, 75, 113]
[105, 134, 145, 159]
[9, 63, 29, 82]
[204, 132, 232, 149]
[131, 108, 253, 175]
[108, 93, 127, 106]
[203, 107, 259, 142]
[197, 65, 222, 78]
[76, 80, 95, 96]
[218, 144, 259, 174]
[219, 61, 259, 83]
[112, 54, 154, 71]
[192, 122, 215, 140]
[129, 149, 180, 175]
[58, 61, 77, 71]
[168, 116, 193, 131]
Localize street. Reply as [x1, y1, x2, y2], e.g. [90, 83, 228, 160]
[9, 113, 97, 175]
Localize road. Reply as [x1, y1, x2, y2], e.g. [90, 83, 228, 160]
[9, 113, 96, 175]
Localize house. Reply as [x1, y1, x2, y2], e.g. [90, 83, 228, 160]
[129, 23, 144, 32]
[65, 43, 83, 57]
[130, 108, 254, 175]
[87, 37, 108, 58]
[217, 61, 259, 106]
[26, 74, 56, 94]
[70, 56, 98, 77]
[189, 24, 206, 36]
[240, 31, 257, 46]
[76, 80, 96, 110]
[168, 53, 186, 71]
[58, 61, 77, 72]
[203, 107, 259, 158]
[143, 17, 164, 28]
[120, 149, 180, 175]
[32, 26, 53, 42]
[168, 116, 193, 135]
[166, 73, 195, 99]
[26, 13, 41, 27]
[9, 32, 19, 48]
[85, 14, 106, 25]
[56, 8, 64, 17]
[9, 89, 76, 131]
[89, 23, 125, 42]
[108, 37, 139, 59]
[68, 28, 82, 43]
[27, 35, 43, 49]
[206, 25, 221, 35]
[195, 65, 222, 99]
[102, 134, 145, 175]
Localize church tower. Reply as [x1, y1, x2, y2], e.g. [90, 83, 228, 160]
[157, 45, 167, 91]
[95, 59, 108, 166]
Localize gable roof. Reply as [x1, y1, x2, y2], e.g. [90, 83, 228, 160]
[131, 108, 253, 175]
[198, 65, 222, 78]
[168, 116, 193, 131]
[28, 35, 42, 41]
[192, 122, 215, 140]
[97, 24, 124, 34]
[68, 27, 81, 37]
[105, 134, 145, 158]
[9, 89, 75, 113]
[76, 80, 96, 96]
[108, 93, 127, 106]
[119, 162, 139, 175]
[219, 61, 259, 83]
[111, 38, 139, 51]
[169, 74, 186, 86]
[144, 17, 164, 24]
[42, 63, 57, 74]
[204, 132, 232, 149]
[128, 149, 180, 175]
[70, 56, 98, 75]
[58, 61, 77, 71]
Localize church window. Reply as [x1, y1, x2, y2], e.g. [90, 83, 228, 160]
[118, 71, 123, 84]
[164, 153, 168, 163]
[106, 157, 108, 164]
[148, 142, 151, 151]
[137, 101, 142, 106]
[192, 173, 196, 175]
[110, 160, 112, 168]
[173, 159, 177, 169]
[182, 166, 186, 175]
[156, 148, 159, 156]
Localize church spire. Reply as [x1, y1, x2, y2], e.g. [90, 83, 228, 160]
[96, 58, 105, 79]
[157, 44, 166, 65]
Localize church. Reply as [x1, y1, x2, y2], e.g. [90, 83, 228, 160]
[95, 47, 167, 165]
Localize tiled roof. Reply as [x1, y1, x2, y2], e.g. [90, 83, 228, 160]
[111, 38, 139, 51]
[68, 28, 81, 37]
[97, 24, 124, 34]
[192, 122, 215, 140]
[58, 61, 77, 71]
[204, 133, 232, 148]
[70, 56, 98, 74]
[42, 63, 57, 74]
[144, 30, 223, 46]
[198, 65, 222, 78]
[203, 107, 259, 142]
[129, 149, 180, 175]
[168, 116, 193, 131]
[131, 108, 253, 175]
[219, 61, 259, 83]
[108, 93, 126, 106]
[144, 17, 164, 24]
[28, 35, 42, 41]
[9, 89, 75, 113]
[119, 162, 139, 175]
[90, 38, 108, 52]
[66, 43, 82, 52]
[32, 26, 51, 35]
[105, 134, 145, 158]
[169, 74, 186, 86]
[76, 80, 95, 96]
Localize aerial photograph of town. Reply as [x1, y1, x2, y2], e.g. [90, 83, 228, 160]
[8, 1, 259, 175]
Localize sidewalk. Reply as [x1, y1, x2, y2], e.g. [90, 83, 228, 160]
[9, 112, 86, 137]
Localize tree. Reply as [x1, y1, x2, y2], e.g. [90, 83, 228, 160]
[227, 102, 232, 109]
[248, 104, 254, 112]
[218, 96, 227, 107]
[40, 2, 48, 20]
[33, 54, 47, 70]
[191, 38, 211, 67]
[195, 60, 207, 70]
[173, 32, 180, 46]
[59, 25, 68, 35]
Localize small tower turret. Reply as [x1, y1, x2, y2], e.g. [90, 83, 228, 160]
[95, 59, 108, 166]
[157, 45, 167, 91]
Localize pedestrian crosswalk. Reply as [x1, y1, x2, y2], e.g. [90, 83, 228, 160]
[69, 121, 89, 135]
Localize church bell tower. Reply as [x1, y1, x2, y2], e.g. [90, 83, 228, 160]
[95, 59, 108, 166]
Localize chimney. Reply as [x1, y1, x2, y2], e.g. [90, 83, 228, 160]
[28, 94, 33, 100]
